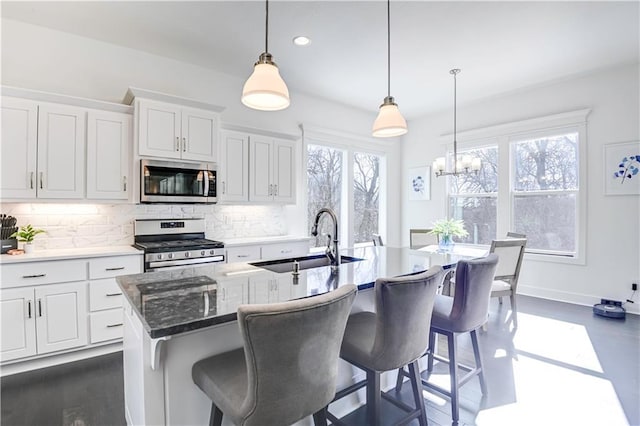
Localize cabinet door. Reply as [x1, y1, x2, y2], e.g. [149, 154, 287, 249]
[249, 135, 273, 202]
[216, 278, 247, 315]
[261, 241, 310, 260]
[37, 103, 86, 199]
[1, 97, 38, 199]
[249, 276, 272, 304]
[181, 107, 218, 162]
[0, 288, 37, 362]
[35, 282, 88, 354]
[273, 139, 296, 203]
[226, 245, 261, 263]
[138, 100, 181, 159]
[87, 110, 131, 200]
[219, 131, 249, 202]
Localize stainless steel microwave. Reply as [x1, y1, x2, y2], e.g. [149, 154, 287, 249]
[140, 159, 217, 203]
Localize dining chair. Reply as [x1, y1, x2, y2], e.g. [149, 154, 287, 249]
[396, 254, 499, 423]
[372, 234, 384, 246]
[191, 284, 357, 426]
[409, 228, 439, 249]
[328, 267, 444, 426]
[489, 238, 527, 314]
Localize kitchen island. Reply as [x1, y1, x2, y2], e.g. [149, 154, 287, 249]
[117, 246, 480, 426]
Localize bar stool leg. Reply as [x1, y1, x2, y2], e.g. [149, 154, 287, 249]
[447, 332, 460, 423]
[312, 406, 329, 426]
[210, 403, 223, 426]
[408, 360, 428, 426]
[366, 370, 381, 425]
[427, 330, 436, 372]
[470, 329, 487, 394]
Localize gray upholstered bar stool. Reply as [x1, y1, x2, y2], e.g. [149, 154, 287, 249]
[191, 284, 357, 426]
[397, 254, 498, 424]
[328, 267, 444, 426]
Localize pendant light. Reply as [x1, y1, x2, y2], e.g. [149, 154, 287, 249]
[241, 0, 290, 111]
[433, 69, 481, 177]
[372, 0, 407, 138]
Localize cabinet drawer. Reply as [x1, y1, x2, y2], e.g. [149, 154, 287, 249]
[89, 278, 123, 311]
[1, 259, 87, 288]
[261, 241, 310, 260]
[89, 255, 142, 280]
[89, 308, 124, 344]
[226, 246, 261, 263]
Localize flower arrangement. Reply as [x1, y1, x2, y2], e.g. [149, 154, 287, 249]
[429, 219, 468, 252]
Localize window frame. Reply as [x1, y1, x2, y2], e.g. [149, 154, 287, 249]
[443, 109, 590, 264]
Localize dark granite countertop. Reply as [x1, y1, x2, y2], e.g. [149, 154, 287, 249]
[116, 246, 482, 339]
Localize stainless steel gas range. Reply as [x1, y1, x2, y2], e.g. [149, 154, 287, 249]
[133, 218, 225, 272]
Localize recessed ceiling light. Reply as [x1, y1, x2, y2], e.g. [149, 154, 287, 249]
[292, 36, 311, 46]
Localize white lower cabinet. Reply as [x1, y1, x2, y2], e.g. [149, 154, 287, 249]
[249, 276, 291, 304]
[90, 309, 124, 344]
[216, 277, 248, 314]
[226, 240, 311, 265]
[1, 282, 87, 362]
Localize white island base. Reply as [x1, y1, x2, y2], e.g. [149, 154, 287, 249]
[122, 288, 409, 426]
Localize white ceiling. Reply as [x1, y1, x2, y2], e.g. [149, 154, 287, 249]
[2, 1, 638, 119]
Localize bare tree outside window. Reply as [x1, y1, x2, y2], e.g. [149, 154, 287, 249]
[307, 145, 343, 248]
[353, 153, 380, 243]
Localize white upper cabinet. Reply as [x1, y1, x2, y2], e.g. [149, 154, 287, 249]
[219, 130, 249, 202]
[1, 97, 38, 198]
[137, 99, 219, 162]
[249, 136, 296, 203]
[1, 98, 85, 199]
[87, 110, 132, 200]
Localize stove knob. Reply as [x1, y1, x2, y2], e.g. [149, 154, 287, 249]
[209, 250, 215, 255]
[185, 252, 191, 258]
[156, 254, 163, 260]
[201, 250, 205, 256]
[168, 253, 174, 259]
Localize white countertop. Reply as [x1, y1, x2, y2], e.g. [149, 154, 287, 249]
[0, 245, 143, 264]
[223, 235, 313, 247]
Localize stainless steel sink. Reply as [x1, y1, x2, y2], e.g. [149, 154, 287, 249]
[250, 254, 364, 273]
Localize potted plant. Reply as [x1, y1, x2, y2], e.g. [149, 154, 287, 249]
[10, 224, 45, 254]
[429, 218, 469, 252]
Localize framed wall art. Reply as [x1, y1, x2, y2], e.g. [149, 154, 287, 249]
[604, 141, 640, 196]
[408, 166, 430, 201]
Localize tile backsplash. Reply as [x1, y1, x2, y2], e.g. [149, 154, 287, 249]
[1, 203, 287, 250]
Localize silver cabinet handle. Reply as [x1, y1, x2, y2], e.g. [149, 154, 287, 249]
[222, 181, 226, 194]
[274, 184, 278, 196]
[27, 300, 32, 319]
[105, 266, 125, 271]
[39, 172, 44, 189]
[268, 184, 273, 196]
[123, 176, 127, 191]
[38, 299, 42, 317]
[22, 274, 46, 278]
[280, 249, 292, 254]
[106, 293, 122, 297]
[222, 287, 226, 301]
[182, 137, 187, 152]
[237, 254, 249, 258]
[107, 323, 123, 328]
[30, 172, 34, 189]
[176, 136, 180, 151]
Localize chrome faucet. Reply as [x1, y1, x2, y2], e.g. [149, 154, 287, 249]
[311, 208, 341, 268]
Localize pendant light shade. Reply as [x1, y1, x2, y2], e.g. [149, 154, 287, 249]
[372, 0, 407, 138]
[372, 96, 407, 137]
[241, 0, 290, 111]
[242, 53, 290, 111]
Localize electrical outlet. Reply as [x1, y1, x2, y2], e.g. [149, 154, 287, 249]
[600, 298, 622, 307]
[633, 283, 638, 291]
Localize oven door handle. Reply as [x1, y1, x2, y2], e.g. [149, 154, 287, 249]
[203, 171, 210, 197]
[148, 255, 225, 269]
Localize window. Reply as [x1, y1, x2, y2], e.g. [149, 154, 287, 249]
[512, 133, 579, 254]
[353, 152, 381, 244]
[304, 127, 388, 249]
[449, 146, 498, 245]
[307, 144, 344, 248]
[444, 109, 589, 263]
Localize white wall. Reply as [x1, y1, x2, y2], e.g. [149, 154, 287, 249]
[1, 19, 402, 246]
[402, 64, 640, 313]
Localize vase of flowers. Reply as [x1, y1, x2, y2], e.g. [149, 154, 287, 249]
[429, 219, 469, 253]
[10, 224, 45, 254]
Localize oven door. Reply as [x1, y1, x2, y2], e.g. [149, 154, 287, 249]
[141, 159, 217, 203]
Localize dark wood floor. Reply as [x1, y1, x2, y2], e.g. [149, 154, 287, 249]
[2, 295, 639, 426]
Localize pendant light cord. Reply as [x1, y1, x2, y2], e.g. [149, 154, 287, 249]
[387, 0, 391, 97]
[453, 70, 457, 169]
[265, 0, 269, 53]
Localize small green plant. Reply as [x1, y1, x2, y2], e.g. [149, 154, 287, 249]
[429, 218, 469, 240]
[10, 224, 45, 243]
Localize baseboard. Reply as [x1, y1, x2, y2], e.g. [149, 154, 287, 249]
[0, 341, 122, 377]
[518, 285, 639, 315]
